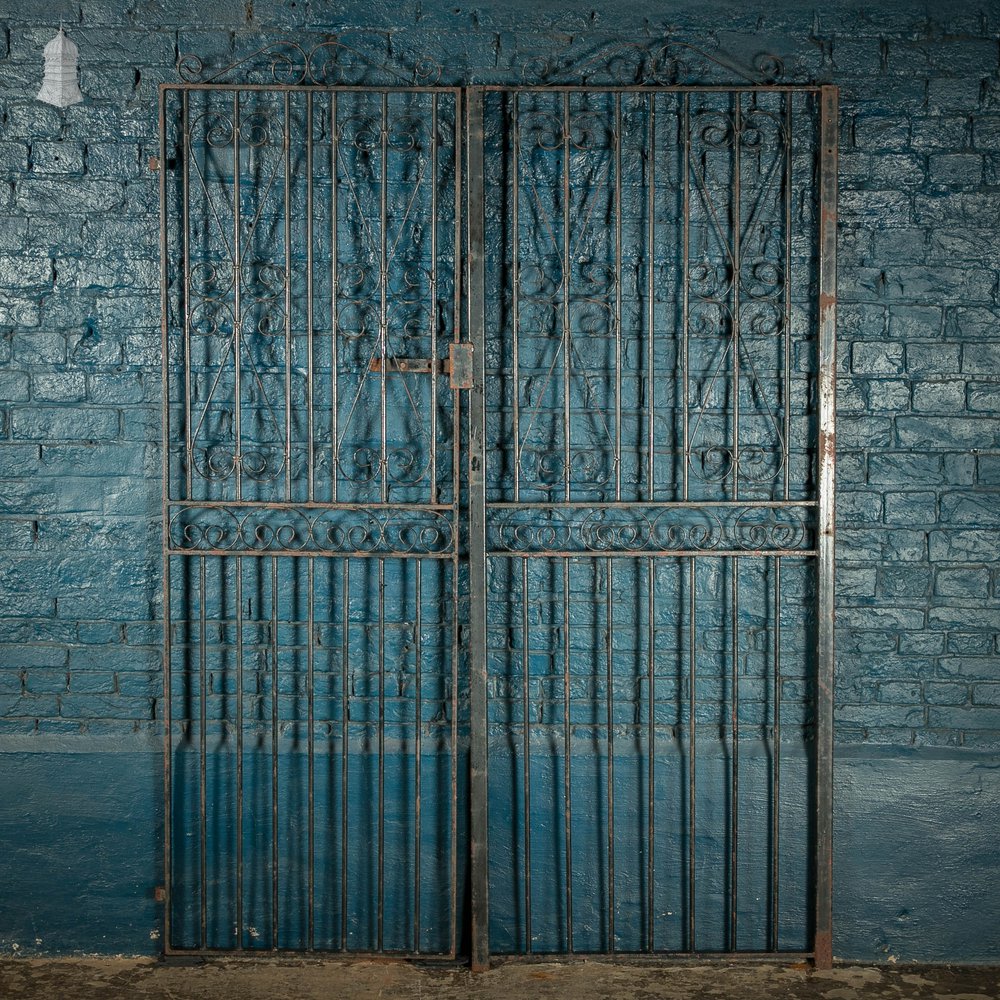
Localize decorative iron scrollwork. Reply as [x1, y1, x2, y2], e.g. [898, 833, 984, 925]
[177, 32, 790, 89]
[169, 504, 455, 555]
[488, 504, 814, 554]
[177, 37, 442, 87]
[518, 36, 787, 86]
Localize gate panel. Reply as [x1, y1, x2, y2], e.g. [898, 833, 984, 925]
[161, 84, 465, 954]
[478, 86, 829, 956]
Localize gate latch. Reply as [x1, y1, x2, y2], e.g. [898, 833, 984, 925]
[367, 343, 474, 390]
[447, 342, 474, 390]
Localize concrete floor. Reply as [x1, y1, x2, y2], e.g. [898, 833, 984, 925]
[0, 959, 997, 999]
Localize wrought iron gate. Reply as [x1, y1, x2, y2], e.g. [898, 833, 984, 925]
[160, 54, 836, 967]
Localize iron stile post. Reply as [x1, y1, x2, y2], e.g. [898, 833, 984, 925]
[341, 559, 350, 951]
[451, 87, 463, 962]
[271, 557, 280, 949]
[331, 93, 339, 503]
[815, 84, 838, 972]
[414, 560, 423, 953]
[563, 557, 574, 953]
[467, 87, 490, 972]
[687, 556, 696, 951]
[199, 557, 207, 948]
[284, 92, 292, 502]
[522, 557, 532, 952]
[307, 559, 315, 950]
[158, 83, 172, 953]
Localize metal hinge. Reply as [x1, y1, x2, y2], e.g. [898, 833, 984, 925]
[368, 343, 473, 390]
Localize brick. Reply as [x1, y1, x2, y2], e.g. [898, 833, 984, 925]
[935, 567, 991, 597]
[911, 380, 966, 412]
[968, 382, 1000, 412]
[927, 706, 1000, 730]
[940, 491, 1000, 528]
[924, 682, 969, 705]
[879, 564, 931, 598]
[68, 672, 117, 694]
[9, 406, 118, 442]
[853, 115, 909, 150]
[30, 140, 86, 176]
[31, 373, 87, 403]
[0, 372, 30, 403]
[928, 153, 983, 187]
[23, 669, 69, 694]
[906, 343, 960, 376]
[864, 379, 910, 411]
[852, 341, 905, 375]
[973, 683, 1000, 705]
[896, 416, 1000, 449]
[888, 304, 942, 339]
[58, 694, 154, 720]
[0, 695, 60, 718]
[948, 635, 996, 658]
[14, 178, 125, 215]
[835, 704, 924, 727]
[927, 76, 985, 114]
[877, 681, 922, 704]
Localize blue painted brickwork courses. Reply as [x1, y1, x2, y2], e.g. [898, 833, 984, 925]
[2, 0, 999, 748]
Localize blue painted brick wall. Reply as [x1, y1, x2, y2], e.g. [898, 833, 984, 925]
[1, 0, 999, 961]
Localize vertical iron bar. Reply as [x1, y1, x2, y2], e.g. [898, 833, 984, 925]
[199, 557, 207, 949]
[450, 88, 463, 961]
[430, 94, 439, 505]
[181, 89, 192, 498]
[307, 559, 315, 950]
[563, 557, 573, 952]
[772, 556, 782, 951]
[682, 94, 690, 502]
[687, 555, 696, 951]
[377, 557, 385, 951]
[522, 556, 532, 952]
[271, 556, 280, 949]
[340, 558, 350, 952]
[614, 94, 622, 503]
[732, 92, 742, 501]
[158, 83, 172, 952]
[414, 559, 423, 953]
[331, 94, 339, 503]
[606, 557, 616, 951]
[730, 557, 739, 951]
[512, 92, 521, 502]
[380, 92, 389, 505]
[647, 556, 655, 951]
[284, 92, 292, 502]
[467, 87, 490, 972]
[562, 92, 572, 503]
[235, 555, 244, 947]
[233, 93, 242, 502]
[783, 94, 793, 502]
[815, 84, 839, 972]
[647, 92, 655, 500]
[306, 90, 315, 502]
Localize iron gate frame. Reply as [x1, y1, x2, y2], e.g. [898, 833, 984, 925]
[159, 70, 838, 969]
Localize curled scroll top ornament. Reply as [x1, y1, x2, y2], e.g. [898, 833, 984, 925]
[176, 33, 787, 88]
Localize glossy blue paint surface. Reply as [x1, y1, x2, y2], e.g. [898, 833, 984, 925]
[1, 0, 999, 961]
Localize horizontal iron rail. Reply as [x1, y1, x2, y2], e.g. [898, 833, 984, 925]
[480, 84, 821, 93]
[486, 501, 818, 509]
[161, 83, 462, 93]
[487, 548, 817, 558]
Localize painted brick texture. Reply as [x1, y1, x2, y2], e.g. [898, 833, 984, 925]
[1, 0, 997, 746]
[1, 0, 1000, 960]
